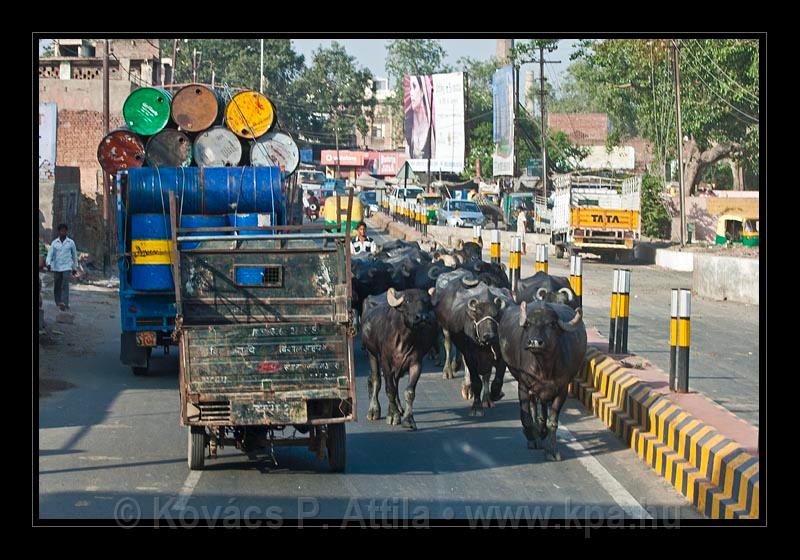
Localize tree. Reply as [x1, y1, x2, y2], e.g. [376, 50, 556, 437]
[640, 174, 672, 239]
[385, 39, 451, 147]
[172, 39, 308, 132]
[568, 39, 759, 193]
[295, 42, 375, 176]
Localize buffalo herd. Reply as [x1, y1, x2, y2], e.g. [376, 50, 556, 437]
[354, 238, 587, 461]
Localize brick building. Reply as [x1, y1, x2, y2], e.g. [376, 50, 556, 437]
[38, 39, 170, 263]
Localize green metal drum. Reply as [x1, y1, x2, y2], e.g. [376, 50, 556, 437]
[123, 87, 173, 136]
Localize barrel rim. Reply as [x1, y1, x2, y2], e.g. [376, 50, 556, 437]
[123, 87, 173, 135]
[171, 83, 224, 132]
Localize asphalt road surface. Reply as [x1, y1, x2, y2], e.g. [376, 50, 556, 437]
[38, 277, 702, 524]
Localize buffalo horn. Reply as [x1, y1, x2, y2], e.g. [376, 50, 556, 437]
[387, 287, 405, 307]
[428, 287, 436, 297]
[536, 287, 548, 300]
[462, 277, 480, 287]
[468, 298, 479, 311]
[519, 300, 528, 327]
[428, 266, 443, 280]
[558, 287, 575, 301]
[558, 307, 583, 332]
[494, 296, 506, 310]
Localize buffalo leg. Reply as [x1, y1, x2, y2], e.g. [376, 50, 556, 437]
[401, 362, 422, 430]
[442, 329, 455, 379]
[384, 370, 403, 426]
[518, 383, 542, 449]
[490, 360, 506, 402]
[542, 388, 568, 461]
[367, 353, 382, 421]
[466, 354, 485, 417]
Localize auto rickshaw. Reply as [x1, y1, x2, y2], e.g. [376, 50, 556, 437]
[416, 193, 442, 225]
[323, 193, 364, 233]
[715, 214, 759, 247]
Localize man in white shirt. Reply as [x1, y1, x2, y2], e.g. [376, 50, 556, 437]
[350, 222, 376, 255]
[516, 206, 528, 255]
[45, 223, 79, 311]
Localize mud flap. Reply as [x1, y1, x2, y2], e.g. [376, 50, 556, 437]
[120, 331, 150, 367]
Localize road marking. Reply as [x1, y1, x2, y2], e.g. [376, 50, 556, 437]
[172, 471, 202, 511]
[558, 424, 653, 520]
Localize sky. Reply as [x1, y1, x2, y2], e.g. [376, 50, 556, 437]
[39, 37, 579, 93]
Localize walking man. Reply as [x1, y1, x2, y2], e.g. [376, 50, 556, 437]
[516, 205, 528, 255]
[45, 223, 78, 311]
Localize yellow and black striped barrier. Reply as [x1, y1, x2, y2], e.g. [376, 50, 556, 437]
[669, 288, 679, 391]
[421, 205, 428, 235]
[614, 269, 631, 354]
[569, 255, 583, 308]
[677, 288, 691, 393]
[510, 236, 522, 296]
[473, 225, 482, 245]
[609, 269, 619, 352]
[534, 244, 549, 273]
[490, 229, 501, 265]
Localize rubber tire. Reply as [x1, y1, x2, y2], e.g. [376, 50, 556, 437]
[188, 426, 206, 470]
[327, 423, 346, 473]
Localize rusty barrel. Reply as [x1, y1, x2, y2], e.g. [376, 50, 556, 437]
[171, 83, 224, 133]
[97, 128, 145, 175]
[193, 126, 242, 167]
[250, 131, 299, 173]
[225, 90, 276, 139]
[145, 129, 193, 168]
[123, 87, 173, 136]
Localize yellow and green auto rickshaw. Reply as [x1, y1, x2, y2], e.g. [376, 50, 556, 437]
[323, 194, 364, 233]
[715, 214, 759, 247]
[416, 193, 442, 225]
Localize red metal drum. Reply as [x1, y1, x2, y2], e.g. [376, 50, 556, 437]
[97, 129, 146, 175]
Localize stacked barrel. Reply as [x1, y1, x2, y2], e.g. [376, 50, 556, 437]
[97, 84, 300, 176]
[102, 85, 290, 292]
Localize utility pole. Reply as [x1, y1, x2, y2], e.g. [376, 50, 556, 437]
[260, 39, 265, 94]
[156, 40, 162, 85]
[511, 39, 519, 186]
[171, 39, 178, 89]
[102, 39, 111, 275]
[192, 47, 198, 82]
[539, 45, 548, 202]
[673, 39, 686, 247]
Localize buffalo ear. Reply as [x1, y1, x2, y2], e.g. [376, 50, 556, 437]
[519, 300, 528, 327]
[494, 296, 506, 310]
[468, 298, 479, 312]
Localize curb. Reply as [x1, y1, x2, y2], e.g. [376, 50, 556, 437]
[571, 348, 759, 519]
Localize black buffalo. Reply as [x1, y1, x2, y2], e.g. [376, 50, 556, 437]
[361, 287, 438, 430]
[431, 270, 512, 414]
[461, 259, 511, 289]
[498, 300, 587, 460]
[515, 271, 578, 308]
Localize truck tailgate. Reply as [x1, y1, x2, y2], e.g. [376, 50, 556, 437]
[571, 208, 639, 230]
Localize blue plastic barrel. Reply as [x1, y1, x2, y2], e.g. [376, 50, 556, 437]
[228, 212, 272, 236]
[130, 214, 173, 291]
[179, 214, 229, 250]
[126, 167, 285, 217]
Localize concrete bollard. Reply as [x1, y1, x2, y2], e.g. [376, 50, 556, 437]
[535, 244, 549, 273]
[490, 229, 501, 265]
[614, 269, 631, 354]
[669, 289, 679, 391]
[421, 205, 428, 236]
[570, 255, 583, 308]
[676, 288, 691, 393]
[473, 225, 482, 245]
[609, 269, 619, 352]
[510, 236, 522, 297]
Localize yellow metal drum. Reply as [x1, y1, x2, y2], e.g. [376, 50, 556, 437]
[225, 90, 276, 139]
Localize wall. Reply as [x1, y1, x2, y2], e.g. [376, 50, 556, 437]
[693, 254, 759, 305]
[548, 113, 608, 145]
[39, 181, 54, 241]
[666, 193, 760, 242]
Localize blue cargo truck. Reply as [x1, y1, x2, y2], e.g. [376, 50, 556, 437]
[117, 166, 286, 375]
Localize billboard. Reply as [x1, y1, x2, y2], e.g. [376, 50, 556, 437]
[39, 103, 57, 181]
[492, 66, 514, 177]
[404, 72, 465, 173]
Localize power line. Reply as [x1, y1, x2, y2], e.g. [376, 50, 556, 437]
[689, 39, 759, 105]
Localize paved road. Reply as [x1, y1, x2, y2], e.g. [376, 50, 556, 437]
[39, 280, 701, 523]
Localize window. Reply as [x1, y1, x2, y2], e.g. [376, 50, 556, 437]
[371, 124, 385, 139]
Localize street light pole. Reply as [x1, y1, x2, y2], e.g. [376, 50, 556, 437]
[103, 39, 111, 275]
[260, 39, 264, 94]
[673, 39, 686, 247]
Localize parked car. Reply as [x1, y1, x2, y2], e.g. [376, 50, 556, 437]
[437, 199, 486, 228]
[358, 190, 379, 216]
[393, 186, 425, 201]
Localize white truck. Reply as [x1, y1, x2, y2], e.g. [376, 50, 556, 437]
[550, 173, 642, 262]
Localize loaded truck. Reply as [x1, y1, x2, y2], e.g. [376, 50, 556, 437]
[550, 173, 642, 262]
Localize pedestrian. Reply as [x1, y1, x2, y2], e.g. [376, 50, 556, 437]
[45, 223, 78, 311]
[516, 205, 528, 255]
[350, 221, 376, 255]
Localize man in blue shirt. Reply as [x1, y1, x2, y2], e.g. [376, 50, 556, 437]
[45, 224, 79, 311]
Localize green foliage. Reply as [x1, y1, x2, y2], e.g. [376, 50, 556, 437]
[569, 39, 759, 174]
[702, 162, 734, 190]
[640, 174, 672, 239]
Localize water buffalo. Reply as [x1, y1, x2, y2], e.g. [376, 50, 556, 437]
[515, 271, 578, 308]
[361, 287, 438, 430]
[431, 270, 513, 414]
[498, 300, 587, 460]
[452, 239, 484, 264]
[351, 257, 393, 317]
[461, 259, 511, 289]
[412, 261, 455, 291]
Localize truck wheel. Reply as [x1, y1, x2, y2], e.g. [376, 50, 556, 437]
[188, 426, 206, 470]
[327, 423, 346, 473]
